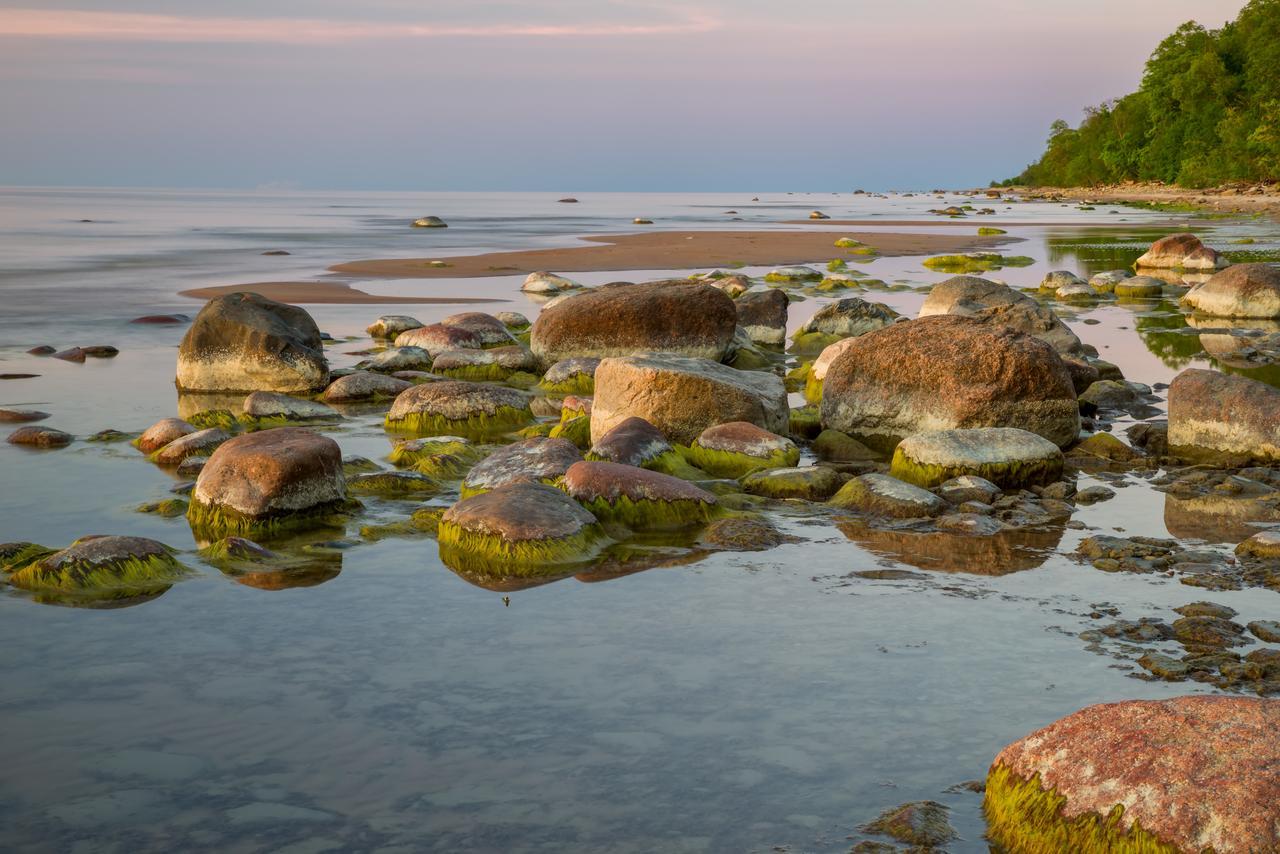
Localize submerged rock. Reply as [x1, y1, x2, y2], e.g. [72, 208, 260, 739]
[530, 281, 738, 365]
[461, 437, 582, 496]
[591, 354, 788, 445]
[890, 427, 1063, 489]
[385, 380, 533, 438]
[188, 428, 347, 536]
[1135, 232, 1226, 270]
[1113, 275, 1165, 298]
[176, 292, 328, 394]
[561, 460, 718, 530]
[859, 801, 956, 848]
[347, 470, 440, 498]
[1169, 368, 1280, 463]
[820, 315, 1079, 452]
[6, 425, 73, 448]
[411, 215, 447, 228]
[1183, 263, 1280, 319]
[700, 515, 793, 551]
[985, 696, 1280, 853]
[684, 422, 799, 478]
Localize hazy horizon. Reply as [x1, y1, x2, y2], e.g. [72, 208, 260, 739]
[0, 1, 1246, 191]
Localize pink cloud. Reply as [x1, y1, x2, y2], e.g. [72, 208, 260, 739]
[0, 7, 720, 43]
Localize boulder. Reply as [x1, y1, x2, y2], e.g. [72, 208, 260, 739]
[176, 292, 328, 394]
[522, 271, 580, 294]
[1039, 270, 1087, 291]
[936, 474, 1001, 505]
[1182, 263, 1280, 319]
[431, 345, 537, 380]
[0, 408, 50, 424]
[1169, 368, 1280, 462]
[130, 417, 198, 454]
[709, 274, 751, 298]
[241, 391, 340, 425]
[1113, 275, 1165, 298]
[805, 337, 860, 403]
[149, 427, 230, 465]
[530, 281, 737, 365]
[6, 535, 187, 605]
[366, 315, 423, 340]
[1135, 232, 1227, 270]
[356, 347, 432, 373]
[890, 427, 1063, 489]
[347, 470, 440, 498]
[438, 482, 607, 575]
[820, 315, 1079, 451]
[386, 380, 533, 438]
[684, 422, 799, 478]
[495, 311, 530, 330]
[985, 696, 1280, 853]
[829, 472, 947, 517]
[735, 289, 789, 345]
[539, 357, 600, 395]
[561, 460, 718, 530]
[591, 354, 789, 445]
[585, 416, 694, 476]
[321, 371, 413, 403]
[188, 427, 347, 536]
[393, 323, 484, 355]
[7, 426, 73, 448]
[411, 215, 447, 228]
[918, 276, 1084, 355]
[440, 312, 517, 347]
[461, 437, 582, 496]
[1089, 269, 1131, 292]
[741, 466, 846, 501]
[793, 298, 900, 352]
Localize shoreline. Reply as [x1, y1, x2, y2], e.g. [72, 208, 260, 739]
[1000, 182, 1280, 219]
[327, 229, 1015, 279]
[178, 281, 509, 305]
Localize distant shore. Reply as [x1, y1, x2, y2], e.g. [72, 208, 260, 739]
[328, 228, 1012, 280]
[1001, 182, 1280, 219]
[178, 280, 509, 304]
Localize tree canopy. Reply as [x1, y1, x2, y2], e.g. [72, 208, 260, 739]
[1004, 0, 1280, 188]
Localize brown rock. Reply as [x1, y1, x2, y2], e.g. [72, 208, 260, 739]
[191, 427, 345, 521]
[562, 460, 717, 505]
[134, 417, 196, 453]
[531, 281, 737, 365]
[918, 276, 1084, 355]
[1168, 368, 1280, 462]
[322, 371, 413, 403]
[439, 312, 517, 347]
[6, 425, 73, 448]
[586, 416, 675, 468]
[393, 323, 484, 355]
[735, 289, 789, 345]
[1182, 263, 1280, 319]
[1135, 232, 1227, 270]
[151, 427, 230, 465]
[462, 437, 582, 494]
[0, 409, 50, 424]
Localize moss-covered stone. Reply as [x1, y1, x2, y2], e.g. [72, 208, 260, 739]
[922, 253, 1034, 273]
[387, 436, 478, 468]
[549, 415, 592, 449]
[785, 361, 812, 393]
[789, 404, 822, 439]
[384, 381, 534, 440]
[978, 227, 1007, 235]
[890, 428, 1064, 489]
[812, 429, 880, 462]
[859, 800, 956, 848]
[135, 498, 189, 517]
[683, 422, 799, 478]
[0, 542, 56, 571]
[7, 535, 190, 607]
[561, 460, 719, 532]
[741, 466, 845, 501]
[187, 409, 240, 431]
[347, 470, 441, 498]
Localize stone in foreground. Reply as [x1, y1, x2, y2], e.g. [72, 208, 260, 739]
[890, 427, 1063, 489]
[561, 460, 718, 530]
[530, 281, 738, 365]
[684, 422, 799, 478]
[984, 696, 1280, 853]
[439, 481, 607, 576]
[460, 437, 582, 497]
[176, 292, 328, 394]
[820, 315, 1079, 451]
[1135, 232, 1227, 271]
[829, 472, 946, 518]
[591, 354, 789, 445]
[1182, 262, 1280, 319]
[385, 380, 533, 438]
[188, 428, 347, 537]
[6, 535, 188, 606]
[1168, 368, 1280, 463]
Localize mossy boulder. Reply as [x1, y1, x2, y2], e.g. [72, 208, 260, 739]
[461, 437, 582, 497]
[792, 298, 899, 354]
[134, 417, 196, 453]
[591, 354, 789, 446]
[985, 696, 1280, 853]
[684, 421, 799, 478]
[539, 357, 600, 395]
[366, 315, 423, 340]
[431, 345, 537, 381]
[176, 292, 328, 394]
[322, 371, 413, 404]
[820, 315, 1079, 452]
[1182, 262, 1280, 319]
[735, 289, 789, 345]
[829, 473, 946, 518]
[531, 280, 737, 365]
[388, 436, 479, 469]
[585, 416, 701, 478]
[385, 380, 533, 438]
[561, 460, 718, 531]
[439, 482, 608, 577]
[356, 346, 432, 373]
[7, 535, 188, 607]
[1169, 369, 1280, 463]
[1114, 276, 1165, 298]
[1135, 232, 1226, 271]
[150, 427, 231, 466]
[699, 515, 793, 551]
[805, 338, 859, 403]
[241, 391, 341, 427]
[188, 427, 348, 537]
[549, 415, 592, 449]
[1236, 530, 1280, 560]
[812, 428, 879, 462]
[890, 428, 1063, 489]
[440, 312, 517, 347]
[764, 266, 822, 283]
[918, 276, 1084, 356]
[742, 466, 846, 501]
[1089, 270, 1131, 292]
[348, 470, 440, 498]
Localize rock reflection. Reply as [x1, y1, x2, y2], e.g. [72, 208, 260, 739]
[198, 534, 345, 591]
[440, 536, 713, 591]
[837, 519, 1064, 575]
[1164, 492, 1280, 544]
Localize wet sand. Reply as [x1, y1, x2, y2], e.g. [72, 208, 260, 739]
[328, 229, 1014, 279]
[179, 281, 509, 305]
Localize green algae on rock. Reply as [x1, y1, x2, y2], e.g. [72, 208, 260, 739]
[387, 436, 479, 469]
[683, 421, 799, 479]
[741, 466, 846, 501]
[585, 416, 708, 480]
[7, 535, 189, 607]
[538, 356, 600, 395]
[829, 472, 946, 518]
[763, 265, 823, 283]
[890, 427, 1064, 489]
[384, 380, 534, 439]
[859, 800, 956, 848]
[921, 253, 1034, 273]
[135, 498, 190, 517]
[430, 345, 537, 381]
[561, 460, 719, 531]
[347, 470, 440, 498]
[0, 541, 56, 571]
[460, 436, 582, 498]
[439, 481, 608, 577]
[549, 415, 592, 449]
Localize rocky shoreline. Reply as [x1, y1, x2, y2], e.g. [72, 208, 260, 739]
[998, 180, 1280, 219]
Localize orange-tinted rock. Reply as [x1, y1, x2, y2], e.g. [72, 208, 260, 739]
[394, 323, 484, 355]
[1135, 232, 1226, 270]
[134, 417, 196, 453]
[587, 416, 674, 468]
[1182, 263, 1280, 319]
[1168, 368, 1280, 462]
[191, 427, 345, 520]
[6, 425, 73, 448]
[439, 312, 516, 347]
[151, 427, 231, 465]
[562, 460, 716, 505]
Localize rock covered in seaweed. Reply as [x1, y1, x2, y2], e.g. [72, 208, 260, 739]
[829, 472, 946, 518]
[461, 437, 582, 497]
[150, 427, 230, 465]
[890, 427, 1063, 489]
[530, 280, 738, 365]
[984, 696, 1280, 853]
[819, 315, 1079, 452]
[793, 297, 900, 352]
[561, 460, 718, 530]
[384, 380, 533, 438]
[241, 391, 341, 425]
[6, 535, 188, 607]
[322, 371, 414, 403]
[176, 292, 329, 394]
[539, 357, 600, 395]
[591, 353, 789, 446]
[431, 345, 537, 381]
[685, 422, 799, 478]
[133, 417, 196, 453]
[585, 416, 697, 477]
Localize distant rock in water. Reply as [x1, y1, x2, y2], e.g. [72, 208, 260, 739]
[557, 197, 579, 203]
[129, 314, 189, 325]
[261, 250, 290, 256]
[411, 216, 447, 228]
[176, 292, 329, 394]
[0, 409, 50, 424]
[1135, 232, 1226, 271]
[809, 210, 830, 219]
[632, 217, 653, 225]
[521, 272, 580, 294]
[366, 315, 423, 340]
[26, 345, 56, 355]
[1182, 263, 1280, 319]
[6, 425, 72, 448]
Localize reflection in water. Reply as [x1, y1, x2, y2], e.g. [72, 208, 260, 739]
[1164, 492, 1280, 544]
[837, 519, 1064, 575]
[1133, 304, 1201, 368]
[197, 532, 346, 591]
[575, 541, 712, 584]
[175, 391, 249, 421]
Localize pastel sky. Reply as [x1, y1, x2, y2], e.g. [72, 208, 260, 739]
[0, 1, 1247, 191]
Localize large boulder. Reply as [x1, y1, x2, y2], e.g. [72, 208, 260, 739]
[734, 289, 789, 345]
[918, 276, 1083, 355]
[820, 315, 1079, 451]
[590, 354, 789, 445]
[1135, 232, 1227, 270]
[188, 427, 347, 536]
[561, 460, 718, 530]
[1168, 368, 1280, 462]
[394, 323, 484, 355]
[385, 380, 533, 438]
[440, 312, 517, 347]
[530, 281, 738, 366]
[461, 437, 582, 496]
[6, 535, 187, 606]
[890, 427, 1063, 489]
[985, 696, 1280, 853]
[176, 292, 328, 394]
[1182, 263, 1280, 319]
[793, 298, 900, 352]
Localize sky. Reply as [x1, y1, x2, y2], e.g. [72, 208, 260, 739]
[0, 1, 1248, 191]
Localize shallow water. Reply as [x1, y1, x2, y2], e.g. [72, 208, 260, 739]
[1, 188, 1278, 852]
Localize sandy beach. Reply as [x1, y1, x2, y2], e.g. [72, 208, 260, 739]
[329, 228, 1013, 279]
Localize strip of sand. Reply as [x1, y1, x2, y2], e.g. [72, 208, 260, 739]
[179, 281, 509, 305]
[328, 229, 1014, 278]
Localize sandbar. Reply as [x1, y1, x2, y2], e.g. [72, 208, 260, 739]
[179, 281, 509, 305]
